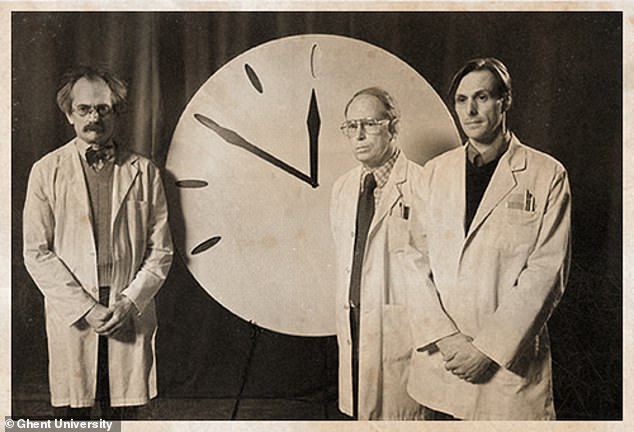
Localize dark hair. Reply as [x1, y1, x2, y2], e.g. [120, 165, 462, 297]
[448, 57, 512, 111]
[56, 65, 128, 115]
[344, 87, 400, 134]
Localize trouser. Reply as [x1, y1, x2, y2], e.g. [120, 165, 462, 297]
[349, 305, 360, 419]
[53, 287, 138, 420]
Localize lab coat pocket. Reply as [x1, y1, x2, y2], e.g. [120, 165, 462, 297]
[387, 215, 410, 253]
[382, 304, 412, 362]
[496, 208, 541, 253]
[493, 366, 526, 392]
[505, 207, 540, 225]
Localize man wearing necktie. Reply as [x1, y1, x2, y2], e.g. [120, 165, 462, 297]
[330, 87, 426, 419]
[23, 66, 173, 419]
[406, 58, 571, 420]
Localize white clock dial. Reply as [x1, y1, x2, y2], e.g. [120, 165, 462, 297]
[166, 34, 459, 336]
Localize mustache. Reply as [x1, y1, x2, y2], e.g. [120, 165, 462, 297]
[83, 123, 104, 133]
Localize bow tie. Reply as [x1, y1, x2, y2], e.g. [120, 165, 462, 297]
[85, 145, 115, 170]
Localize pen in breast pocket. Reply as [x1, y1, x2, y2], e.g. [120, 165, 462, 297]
[397, 202, 410, 220]
[524, 190, 535, 212]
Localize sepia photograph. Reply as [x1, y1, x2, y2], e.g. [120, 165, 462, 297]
[2, 2, 629, 430]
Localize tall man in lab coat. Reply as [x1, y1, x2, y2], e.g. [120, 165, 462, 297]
[330, 87, 426, 419]
[406, 58, 571, 419]
[23, 66, 173, 419]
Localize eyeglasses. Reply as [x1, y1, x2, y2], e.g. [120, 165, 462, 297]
[340, 118, 391, 137]
[73, 104, 113, 117]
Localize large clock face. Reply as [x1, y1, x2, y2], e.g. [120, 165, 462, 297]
[166, 34, 459, 336]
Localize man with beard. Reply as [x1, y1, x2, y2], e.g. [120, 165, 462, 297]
[23, 65, 173, 419]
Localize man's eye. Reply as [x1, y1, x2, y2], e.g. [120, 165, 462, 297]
[478, 94, 488, 101]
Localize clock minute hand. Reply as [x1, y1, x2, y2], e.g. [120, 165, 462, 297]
[194, 113, 315, 187]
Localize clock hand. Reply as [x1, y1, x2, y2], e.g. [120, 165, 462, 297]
[194, 113, 316, 187]
[307, 89, 320, 187]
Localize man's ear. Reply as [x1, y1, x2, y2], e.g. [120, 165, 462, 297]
[388, 118, 399, 135]
[501, 94, 512, 112]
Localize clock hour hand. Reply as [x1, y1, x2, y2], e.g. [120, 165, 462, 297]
[194, 113, 316, 188]
[307, 88, 320, 187]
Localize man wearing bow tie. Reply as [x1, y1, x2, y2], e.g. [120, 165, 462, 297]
[405, 58, 571, 420]
[23, 66, 173, 419]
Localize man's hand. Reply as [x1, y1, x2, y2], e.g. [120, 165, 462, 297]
[84, 303, 112, 330]
[436, 332, 493, 383]
[435, 332, 473, 361]
[96, 295, 137, 337]
[443, 341, 493, 383]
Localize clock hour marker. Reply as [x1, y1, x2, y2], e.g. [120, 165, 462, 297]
[310, 43, 318, 79]
[244, 64, 263, 94]
[175, 179, 209, 188]
[192, 236, 222, 255]
[194, 113, 316, 187]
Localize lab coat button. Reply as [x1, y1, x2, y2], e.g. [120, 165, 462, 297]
[350, 231, 355, 238]
[345, 267, 351, 274]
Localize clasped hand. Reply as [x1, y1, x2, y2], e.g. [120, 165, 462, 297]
[436, 332, 492, 383]
[84, 295, 136, 337]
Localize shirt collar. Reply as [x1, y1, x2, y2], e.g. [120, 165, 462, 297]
[465, 131, 511, 167]
[361, 147, 400, 190]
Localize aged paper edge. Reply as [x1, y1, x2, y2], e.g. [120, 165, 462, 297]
[0, 1, 630, 431]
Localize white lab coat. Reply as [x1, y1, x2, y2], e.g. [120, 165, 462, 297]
[330, 152, 425, 419]
[23, 140, 173, 407]
[405, 135, 571, 419]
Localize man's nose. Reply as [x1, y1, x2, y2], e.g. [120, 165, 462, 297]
[468, 99, 478, 115]
[355, 125, 366, 139]
[87, 109, 101, 120]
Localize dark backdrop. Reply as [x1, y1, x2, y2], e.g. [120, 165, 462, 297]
[12, 12, 622, 420]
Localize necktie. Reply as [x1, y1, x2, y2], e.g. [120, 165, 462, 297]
[86, 146, 114, 171]
[349, 173, 377, 308]
[348, 172, 376, 419]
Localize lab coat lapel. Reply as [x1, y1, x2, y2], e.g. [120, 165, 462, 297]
[112, 149, 140, 228]
[368, 152, 407, 239]
[65, 141, 94, 228]
[464, 137, 527, 244]
[445, 149, 468, 262]
[345, 166, 364, 225]
[339, 165, 363, 307]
